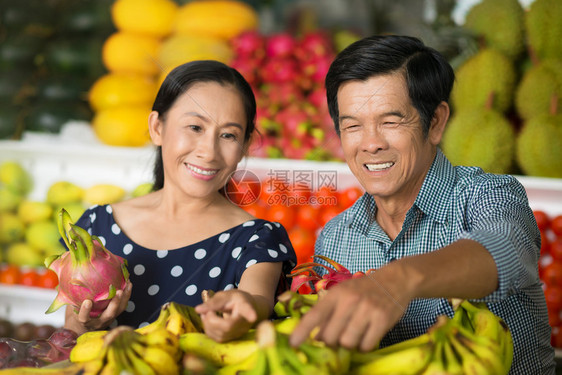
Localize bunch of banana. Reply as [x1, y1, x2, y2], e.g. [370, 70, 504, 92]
[214, 320, 350, 375]
[182, 352, 220, 375]
[350, 299, 513, 375]
[273, 290, 320, 319]
[136, 301, 204, 336]
[69, 325, 181, 375]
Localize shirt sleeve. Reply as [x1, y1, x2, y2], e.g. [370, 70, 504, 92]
[458, 176, 541, 302]
[235, 221, 297, 281]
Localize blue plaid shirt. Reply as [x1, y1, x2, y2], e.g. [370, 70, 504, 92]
[315, 149, 555, 374]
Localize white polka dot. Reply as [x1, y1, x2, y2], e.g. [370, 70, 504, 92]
[194, 248, 207, 259]
[123, 243, 133, 255]
[219, 233, 230, 243]
[185, 284, 197, 296]
[111, 224, 121, 235]
[126, 301, 135, 312]
[279, 244, 288, 253]
[138, 322, 149, 329]
[87, 228, 92, 235]
[209, 267, 221, 278]
[249, 234, 259, 242]
[90, 212, 97, 223]
[224, 284, 234, 290]
[171, 265, 183, 277]
[268, 249, 279, 258]
[134, 264, 145, 275]
[156, 250, 168, 258]
[243, 221, 255, 227]
[273, 222, 281, 228]
[98, 236, 107, 246]
[246, 259, 257, 268]
[264, 223, 273, 230]
[106, 205, 113, 214]
[147, 285, 159, 295]
[231, 247, 242, 258]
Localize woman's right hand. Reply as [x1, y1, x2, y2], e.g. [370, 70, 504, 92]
[64, 280, 132, 336]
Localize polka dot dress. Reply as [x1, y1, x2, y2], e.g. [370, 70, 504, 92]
[67, 205, 297, 329]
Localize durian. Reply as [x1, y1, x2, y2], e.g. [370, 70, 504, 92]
[525, 0, 562, 61]
[464, 0, 525, 60]
[515, 59, 562, 121]
[451, 48, 516, 113]
[442, 104, 515, 174]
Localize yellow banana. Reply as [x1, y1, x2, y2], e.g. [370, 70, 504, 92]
[136, 304, 171, 335]
[179, 331, 258, 366]
[142, 345, 180, 375]
[167, 301, 204, 334]
[419, 339, 443, 375]
[140, 327, 181, 361]
[501, 323, 514, 373]
[350, 332, 429, 365]
[76, 329, 108, 344]
[240, 349, 269, 375]
[298, 340, 344, 374]
[69, 334, 107, 363]
[99, 346, 124, 375]
[272, 316, 300, 334]
[442, 339, 463, 375]
[126, 340, 157, 375]
[216, 350, 260, 375]
[352, 342, 434, 375]
[456, 332, 506, 374]
[449, 333, 496, 375]
[182, 352, 220, 375]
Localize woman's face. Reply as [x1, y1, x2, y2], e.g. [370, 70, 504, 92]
[149, 81, 248, 199]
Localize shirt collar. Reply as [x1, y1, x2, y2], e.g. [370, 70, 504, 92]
[414, 148, 454, 224]
[347, 148, 454, 234]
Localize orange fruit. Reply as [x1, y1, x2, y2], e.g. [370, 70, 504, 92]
[89, 73, 158, 111]
[102, 32, 161, 76]
[112, 0, 178, 38]
[92, 106, 152, 147]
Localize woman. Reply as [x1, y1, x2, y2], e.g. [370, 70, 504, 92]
[64, 60, 297, 342]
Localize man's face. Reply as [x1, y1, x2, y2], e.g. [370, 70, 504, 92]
[337, 73, 440, 203]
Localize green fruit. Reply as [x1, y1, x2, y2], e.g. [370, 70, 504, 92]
[57, 0, 115, 34]
[23, 100, 92, 134]
[46, 181, 84, 206]
[442, 108, 516, 174]
[35, 75, 91, 102]
[52, 202, 85, 223]
[516, 113, 562, 178]
[0, 213, 25, 244]
[0, 104, 22, 139]
[17, 200, 53, 224]
[515, 60, 562, 121]
[0, 187, 23, 212]
[525, 0, 562, 61]
[25, 220, 61, 253]
[464, 0, 525, 60]
[131, 182, 153, 198]
[0, 160, 33, 195]
[0, 34, 43, 70]
[83, 184, 126, 205]
[5, 242, 45, 267]
[42, 36, 105, 77]
[451, 48, 517, 113]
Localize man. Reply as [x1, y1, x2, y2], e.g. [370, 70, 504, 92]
[289, 35, 554, 374]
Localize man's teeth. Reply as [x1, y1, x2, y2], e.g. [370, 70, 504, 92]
[365, 162, 394, 171]
[187, 164, 218, 176]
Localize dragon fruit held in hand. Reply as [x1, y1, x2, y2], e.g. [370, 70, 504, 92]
[45, 208, 129, 318]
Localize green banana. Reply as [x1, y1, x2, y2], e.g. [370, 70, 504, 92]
[179, 331, 258, 366]
[442, 338, 463, 374]
[99, 345, 124, 375]
[449, 332, 497, 375]
[419, 339, 443, 375]
[239, 349, 268, 375]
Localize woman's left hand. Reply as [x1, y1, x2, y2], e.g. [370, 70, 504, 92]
[195, 289, 258, 342]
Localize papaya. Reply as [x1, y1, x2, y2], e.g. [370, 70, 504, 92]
[23, 100, 92, 134]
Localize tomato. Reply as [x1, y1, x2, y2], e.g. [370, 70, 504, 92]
[548, 309, 561, 327]
[552, 326, 562, 348]
[20, 268, 40, 287]
[551, 215, 562, 237]
[37, 268, 59, 289]
[243, 202, 268, 220]
[319, 205, 342, 227]
[544, 285, 562, 313]
[550, 238, 562, 262]
[338, 186, 363, 209]
[296, 204, 321, 231]
[288, 227, 316, 265]
[533, 210, 550, 232]
[542, 261, 562, 288]
[267, 204, 296, 230]
[540, 230, 551, 256]
[0, 265, 21, 285]
[313, 186, 338, 207]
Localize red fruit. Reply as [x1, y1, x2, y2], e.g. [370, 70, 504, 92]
[548, 309, 561, 327]
[540, 230, 551, 257]
[545, 285, 562, 313]
[551, 215, 562, 237]
[231, 30, 265, 59]
[46, 209, 129, 318]
[224, 169, 261, 206]
[263, 82, 304, 109]
[0, 265, 21, 285]
[338, 186, 364, 209]
[20, 268, 40, 287]
[550, 238, 562, 262]
[302, 55, 333, 83]
[319, 205, 341, 227]
[265, 33, 296, 59]
[307, 87, 328, 112]
[38, 269, 59, 289]
[274, 105, 311, 135]
[288, 227, 316, 265]
[267, 204, 296, 230]
[296, 205, 322, 231]
[543, 261, 562, 287]
[230, 56, 261, 86]
[260, 58, 299, 84]
[243, 202, 268, 219]
[295, 31, 335, 62]
[533, 210, 550, 231]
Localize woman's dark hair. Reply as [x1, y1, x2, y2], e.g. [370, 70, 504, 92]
[151, 60, 256, 190]
[325, 35, 455, 136]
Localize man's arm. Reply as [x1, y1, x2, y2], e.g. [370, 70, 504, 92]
[289, 239, 498, 351]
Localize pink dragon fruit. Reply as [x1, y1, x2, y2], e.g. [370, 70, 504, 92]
[45, 208, 129, 318]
